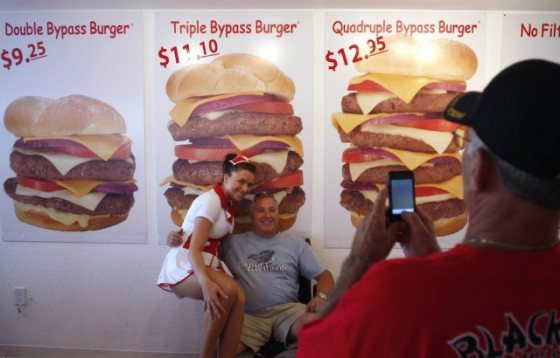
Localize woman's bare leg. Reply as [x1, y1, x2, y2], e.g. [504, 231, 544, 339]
[171, 269, 244, 358]
[210, 273, 245, 358]
[205, 269, 244, 358]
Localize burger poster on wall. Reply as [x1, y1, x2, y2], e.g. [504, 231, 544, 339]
[501, 13, 560, 68]
[154, 11, 313, 243]
[0, 12, 146, 243]
[322, 11, 486, 248]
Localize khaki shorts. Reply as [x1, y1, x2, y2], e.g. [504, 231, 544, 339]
[240, 302, 306, 352]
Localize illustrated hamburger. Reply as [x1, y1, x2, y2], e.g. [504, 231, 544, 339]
[333, 35, 477, 235]
[162, 53, 305, 232]
[3, 95, 137, 231]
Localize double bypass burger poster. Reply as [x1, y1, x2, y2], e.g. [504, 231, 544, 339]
[0, 10, 558, 247]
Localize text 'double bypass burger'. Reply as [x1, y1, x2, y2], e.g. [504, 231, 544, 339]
[161, 53, 305, 233]
[3, 95, 138, 231]
[333, 35, 478, 236]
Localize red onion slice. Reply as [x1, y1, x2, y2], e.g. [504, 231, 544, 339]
[188, 138, 289, 151]
[191, 94, 276, 117]
[364, 113, 441, 126]
[14, 138, 85, 150]
[423, 82, 466, 92]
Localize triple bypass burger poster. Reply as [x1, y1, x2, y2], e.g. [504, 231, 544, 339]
[0, 10, 557, 247]
[153, 11, 314, 244]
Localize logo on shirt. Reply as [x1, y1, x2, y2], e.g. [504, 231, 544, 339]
[448, 310, 560, 357]
[239, 250, 286, 272]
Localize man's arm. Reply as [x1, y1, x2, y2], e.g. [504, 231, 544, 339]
[317, 189, 440, 319]
[306, 269, 334, 313]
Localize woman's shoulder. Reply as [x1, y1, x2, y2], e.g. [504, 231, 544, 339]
[193, 189, 220, 206]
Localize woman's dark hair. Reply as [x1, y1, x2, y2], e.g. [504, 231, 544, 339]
[223, 153, 257, 177]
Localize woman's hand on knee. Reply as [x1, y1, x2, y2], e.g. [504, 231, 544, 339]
[201, 279, 228, 320]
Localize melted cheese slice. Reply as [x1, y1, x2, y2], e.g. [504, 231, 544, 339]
[360, 123, 453, 154]
[349, 159, 402, 181]
[250, 150, 289, 174]
[382, 148, 461, 171]
[182, 186, 206, 196]
[23, 135, 130, 161]
[159, 176, 213, 191]
[170, 92, 265, 127]
[225, 135, 303, 157]
[14, 202, 105, 228]
[15, 185, 106, 211]
[417, 175, 464, 199]
[333, 112, 396, 134]
[357, 176, 462, 204]
[349, 73, 440, 103]
[53, 179, 136, 198]
[355, 92, 394, 114]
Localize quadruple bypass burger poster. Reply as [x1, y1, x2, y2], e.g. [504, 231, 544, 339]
[0, 10, 558, 248]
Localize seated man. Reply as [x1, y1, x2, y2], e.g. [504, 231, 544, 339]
[169, 192, 334, 355]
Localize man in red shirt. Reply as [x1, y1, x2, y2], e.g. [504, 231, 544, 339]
[297, 59, 560, 357]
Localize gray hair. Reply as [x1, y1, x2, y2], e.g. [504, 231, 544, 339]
[250, 192, 279, 211]
[465, 129, 560, 209]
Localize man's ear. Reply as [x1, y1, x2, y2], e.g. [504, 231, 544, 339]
[472, 149, 497, 192]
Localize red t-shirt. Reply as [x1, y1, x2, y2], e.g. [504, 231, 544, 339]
[297, 244, 560, 357]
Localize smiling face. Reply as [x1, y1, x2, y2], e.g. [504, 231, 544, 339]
[223, 169, 255, 202]
[251, 195, 279, 238]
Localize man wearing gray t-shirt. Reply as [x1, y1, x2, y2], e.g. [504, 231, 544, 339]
[222, 193, 334, 354]
[167, 192, 334, 354]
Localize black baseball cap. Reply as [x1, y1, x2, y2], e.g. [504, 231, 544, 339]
[444, 59, 560, 181]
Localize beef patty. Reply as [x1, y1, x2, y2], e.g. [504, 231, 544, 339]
[4, 178, 134, 215]
[168, 112, 302, 141]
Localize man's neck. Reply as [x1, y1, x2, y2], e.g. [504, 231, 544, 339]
[464, 192, 560, 249]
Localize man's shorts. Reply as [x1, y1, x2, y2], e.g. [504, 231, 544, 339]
[240, 302, 307, 352]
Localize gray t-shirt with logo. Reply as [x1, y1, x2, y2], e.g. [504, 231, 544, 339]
[221, 231, 325, 312]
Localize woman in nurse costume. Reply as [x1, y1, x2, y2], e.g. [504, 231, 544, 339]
[158, 154, 256, 358]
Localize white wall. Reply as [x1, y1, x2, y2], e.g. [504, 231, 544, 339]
[0, 5, 530, 355]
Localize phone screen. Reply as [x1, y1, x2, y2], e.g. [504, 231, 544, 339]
[388, 171, 415, 220]
[391, 179, 415, 215]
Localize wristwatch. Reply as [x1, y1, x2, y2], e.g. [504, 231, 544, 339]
[317, 292, 328, 300]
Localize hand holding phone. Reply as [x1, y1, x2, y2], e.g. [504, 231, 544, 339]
[388, 170, 415, 221]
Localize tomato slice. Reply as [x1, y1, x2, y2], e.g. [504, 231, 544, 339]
[109, 142, 132, 160]
[257, 170, 303, 190]
[396, 119, 463, 132]
[17, 175, 63, 192]
[415, 186, 449, 197]
[347, 80, 389, 92]
[233, 101, 294, 115]
[342, 148, 399, 163]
